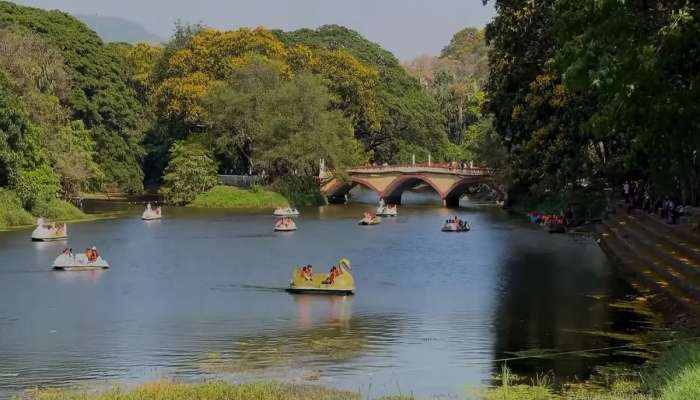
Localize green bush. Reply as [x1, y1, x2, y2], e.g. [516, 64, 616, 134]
[0, 189, 34, 228]
[12, 165, 60, 209]
[648, 342, 700, 400]
[271, 175, 326, 207]
[160, 141, 220, 205]
[189, 185, 288, 209]
[31, 198, 86, 221]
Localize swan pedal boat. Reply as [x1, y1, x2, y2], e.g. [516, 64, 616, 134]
[376, 205, 397, 217]
[273, 207, 300, 217]
[358, 216, 381, 225]
[442, 222, 470, 232]
[286, 258, 355, 295]
[141, 205, 162, 220]
[52, 254, 110, 271]
[31, 218, 68, 241]
[274, 219, 297, 232]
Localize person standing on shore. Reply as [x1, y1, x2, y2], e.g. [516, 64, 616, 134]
[623, 181, 630, 204]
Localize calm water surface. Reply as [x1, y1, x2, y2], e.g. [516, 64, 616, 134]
[0, 195, 655, 398]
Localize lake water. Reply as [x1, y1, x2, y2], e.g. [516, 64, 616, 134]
[0, 194, 656, 398]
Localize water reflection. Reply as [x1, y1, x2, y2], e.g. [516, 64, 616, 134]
[200, 314, 401, 375]
[293, 295, 353, 329]
[490, 238, 655, 382]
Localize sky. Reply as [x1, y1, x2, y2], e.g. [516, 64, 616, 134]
[13, 0, 495, 60]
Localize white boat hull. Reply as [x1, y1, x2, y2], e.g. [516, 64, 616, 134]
[142, 210, 162, 220]
[376, 206, 397, 217]
[52, 254, 110, 271]
[442, 223, 470, 232]
[273, 207, 300, 217]
[31, 224, 68, 241]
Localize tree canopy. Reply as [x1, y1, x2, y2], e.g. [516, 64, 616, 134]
[484, 0, 700, 204]
[278, 25, 450, 163]
[0, 1, 145, 193]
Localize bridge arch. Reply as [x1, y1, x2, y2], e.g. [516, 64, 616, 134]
[382, 175, 444, 204]
[323, 176, 384, 201]
[320, 165, 499, 207]
[443, 178, 505, 206]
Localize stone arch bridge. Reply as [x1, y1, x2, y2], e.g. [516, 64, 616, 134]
[321, 164, 501, 207]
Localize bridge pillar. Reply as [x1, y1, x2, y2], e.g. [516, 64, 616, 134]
[443, 196, 460, 208]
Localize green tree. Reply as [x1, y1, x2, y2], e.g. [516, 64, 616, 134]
[12, 164, 60, 210]
[160, 140, 219, 205]
[204, 58, 365, 177]
[278, 25, 449, 163]
[0, 1, 146, 193]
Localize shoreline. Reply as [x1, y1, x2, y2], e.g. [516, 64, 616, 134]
[0, 212, 127, 233]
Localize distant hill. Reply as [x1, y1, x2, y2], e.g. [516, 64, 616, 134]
[75, 14, 164, 44]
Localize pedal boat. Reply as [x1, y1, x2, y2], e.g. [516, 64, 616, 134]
[273, 207, 300, 217]
[358, 215, 381, 225]
[442, 221, 470, 232]
[141, 204, 162, 220]
[376, 204, 397, 217]
[52, 253, 110, 271]
[31, 218, 68, 241]
[286, 258, 355, 295]
[274, 218, 298, 232]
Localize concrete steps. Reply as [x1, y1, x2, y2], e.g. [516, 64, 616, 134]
[608, 218, 700, 289]
[597, 211, 700, 316]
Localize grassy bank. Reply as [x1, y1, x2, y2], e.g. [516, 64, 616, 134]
[0, 190, 87, 229]
[24, 341, 700, 400]
[0, 189, 34, 229]
[188, 186, 289, 209]
[478, 340, 700, 400]
[27, 381, 412, 400]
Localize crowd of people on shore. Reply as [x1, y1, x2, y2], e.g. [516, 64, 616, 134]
[622, 181, 689, 225]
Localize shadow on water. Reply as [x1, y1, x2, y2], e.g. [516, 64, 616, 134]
[490, 243, 660, 383]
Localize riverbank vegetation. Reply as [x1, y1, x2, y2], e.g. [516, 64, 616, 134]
[1, 1, 483, 218]
[478, 340, 700, 400]
[483, 0, 700, 209]
[188, 186, 288, 209]
[23, 341, 700, 399]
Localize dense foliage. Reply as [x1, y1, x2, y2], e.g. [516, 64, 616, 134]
[0, 2, 476, 212]
[484, 0, 700, 205]
[0, 1, 145, 193]
[279, 25, 450, 163]
[189, 186, 289, 209]
[403, 28, 505, 170]
[160, 140, 219, 205]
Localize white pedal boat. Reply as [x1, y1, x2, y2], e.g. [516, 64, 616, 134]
[273, 207, 300, 217]
[52, 253, 110, 271]
[31, 218, 68, 241]
[442, 221, 470, 232]
[376, 204, 397, 217]
[358, 214, 381, 225]
[142, 203, 162, 220]
[274, 218, 297, 232]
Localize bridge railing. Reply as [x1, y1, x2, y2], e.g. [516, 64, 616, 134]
[347, 163, 494, 176]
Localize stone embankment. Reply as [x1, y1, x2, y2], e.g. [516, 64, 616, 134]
[597, 207, 700, 319]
